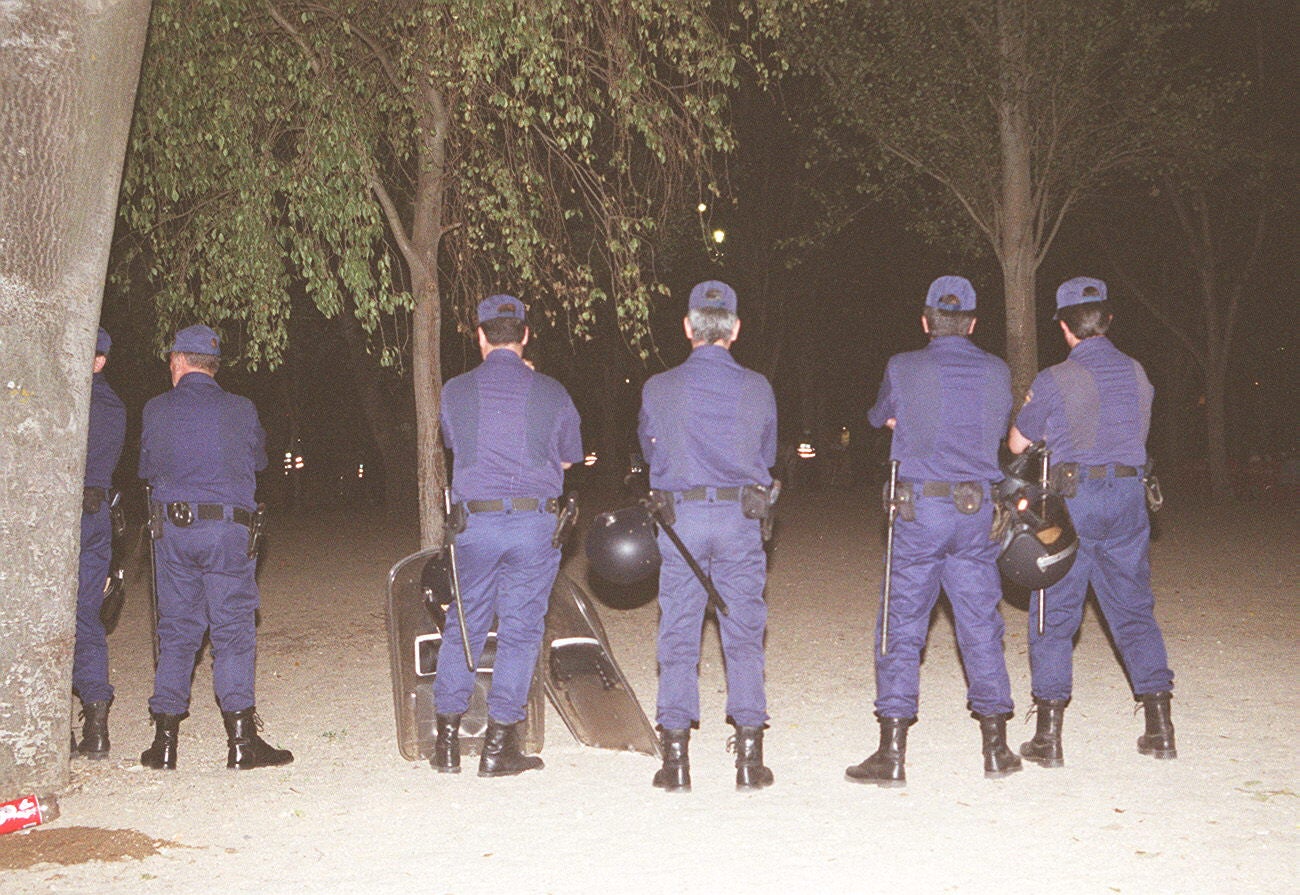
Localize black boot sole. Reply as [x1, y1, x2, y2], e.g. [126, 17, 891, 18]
[844, 769, 906, 787]
[1021, 753, 1064, 768]
[984, 765, 1024, 779]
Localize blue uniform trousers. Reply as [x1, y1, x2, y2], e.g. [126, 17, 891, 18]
[73, 505, 114, 703]
[655, 500, 768, 730]
[434, 510, 559, 724]
[1028, 474, 1173, 700]
[875, 495, 1013, 719]
[150, 519, 260, 715]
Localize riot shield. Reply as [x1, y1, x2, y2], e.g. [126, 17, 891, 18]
[386, 547, 544, 762]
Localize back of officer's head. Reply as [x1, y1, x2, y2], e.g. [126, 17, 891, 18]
[1055, 278, 1112, 339]
[923, 276, 976, 337]
[477, 294, 528, 346]
[687, 280, 739, 345]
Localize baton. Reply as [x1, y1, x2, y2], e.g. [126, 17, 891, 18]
[642, 497, 729, 617]
[1036, 449, 1051, 636]
[144, 484, 160, 669]
[881, 459, 899, 655]
[442, 489, 476, 673]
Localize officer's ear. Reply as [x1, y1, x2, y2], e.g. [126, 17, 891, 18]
[521, 326, 530, 347]
[682, 317, 693, 342]
[730, 318, 741, 343]
[920, 314, 930, 335]
[967, 317, 977, 336]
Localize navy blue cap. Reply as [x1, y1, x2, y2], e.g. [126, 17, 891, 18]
[925, 276, 976, 312]
[688, 280, 737, 313]
[172, 324, 221, 356]
[95, 327, 111, 355]
[1054, 277, 1107, 318]
[477, 294, 527, 325]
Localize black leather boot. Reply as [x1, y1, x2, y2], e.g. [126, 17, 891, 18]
[975, 712, 1023, 778]
[431, 713, 462, 774]
[76, 699, 112, 759]
[731, 724, 774, 791]
[140, 712, 185, 770]
[845, 716, 913, 787]
[653, 728, 691, 792]
[223, 708, 294, 770]
[1136, 692, 1177, 759]
[478, 719, 543, 777]
[1019, 698, 1068, 768]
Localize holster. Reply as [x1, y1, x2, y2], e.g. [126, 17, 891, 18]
[990, 499, 1012, 542]
[446, 501, 467, 536]
[147, 500, 165, 540]
[551, 492, 579, 549]
[81, 486, 107, 516]
[646, 489, 676, 527]
[246, 504, 267, 559]
[886, 482, 916, 522]
[108, 490, 126, 538]
[742, 481, 780, 542]
[951, 481, 983, 515]
[1050, 463, 1081, 498]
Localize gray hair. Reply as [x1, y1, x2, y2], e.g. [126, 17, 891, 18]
[688, 306, 738, 345]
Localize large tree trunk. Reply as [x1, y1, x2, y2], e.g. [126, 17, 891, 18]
[0, 0, 150, 801]
[1203, 358, 1232, 503]
[996, 0, 1040, 399]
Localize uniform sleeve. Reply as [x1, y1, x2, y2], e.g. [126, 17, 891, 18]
[557, 391, 584, 465]
[637, 383, 656, 466]
[138, 402, 155, 480]
[1012, 371, 1054, 443]
[760, 379, 778, 470]
[867, 360, 895, 429]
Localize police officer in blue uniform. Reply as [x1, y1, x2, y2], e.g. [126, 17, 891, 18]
[433, 295, 583, 777]
[138, 325, 291, 771]
[847, 276, 1021, 786]
[638, 280, 778, 792]
[73, 327, 126, 758]
[1009, 277, 1176, 765]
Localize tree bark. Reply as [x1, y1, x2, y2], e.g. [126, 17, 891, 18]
[0, 0, 151, 800]
[996, 0, 1040, 399]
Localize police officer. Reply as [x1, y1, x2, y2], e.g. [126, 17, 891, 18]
[1009, 277, 1175, 766]
[138, 325, 291, 771]
[433, 295, 583, 777]
[847, 276, 1021, 786]
[73, 327, 126, 758]
[638, 280, 778, 792]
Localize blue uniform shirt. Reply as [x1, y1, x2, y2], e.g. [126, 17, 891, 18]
[85, 372, 126, 489]
[441, 349, 583, 501]
[638, 344, 777, 491]
[139, 372, 267, 507]
[868, 336, 1011, 482]
[1013, 336, 1152, 467]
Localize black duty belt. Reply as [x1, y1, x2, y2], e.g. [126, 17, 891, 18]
[464, 497, 559, 514]
[680, 486, 742, 502]
[909, 481, 985, 498]
[1085, 465, 1139, 478]
[172, 503, 255, 527]
[83, 486, 108, 503]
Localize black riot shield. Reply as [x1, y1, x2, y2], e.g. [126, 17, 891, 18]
[386, 547, 544, 762]
[544, 571, 660, 757]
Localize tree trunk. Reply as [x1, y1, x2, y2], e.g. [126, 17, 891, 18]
[1204, 359, 1232, 503]
[0, 0, 150, 801]
[996, 0, 1040, 399]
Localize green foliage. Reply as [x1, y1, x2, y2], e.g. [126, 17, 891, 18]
[117, 0, 739, 368]
[769, 0, 1221, 263]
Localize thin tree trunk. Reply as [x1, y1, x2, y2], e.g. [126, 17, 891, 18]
[997, 0, 1039, 399]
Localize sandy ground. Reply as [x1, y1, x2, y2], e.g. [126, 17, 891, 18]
[1, 485, 1295, 894]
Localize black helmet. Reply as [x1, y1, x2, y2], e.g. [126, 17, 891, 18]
[585, 504, 661, 585]
[996, 486, 1079, 590]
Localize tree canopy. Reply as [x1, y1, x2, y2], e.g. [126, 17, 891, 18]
[117, 0, 742, 542]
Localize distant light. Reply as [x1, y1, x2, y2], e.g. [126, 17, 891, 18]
[357, 463, 366, 479]
[584, 452, 598, 467]
[797, 442, 816, 459]
[293, 455, 304, 470]
[712, 228, 726, 244]
[624, 378, 631, 385]
[697, 202, 707, 213]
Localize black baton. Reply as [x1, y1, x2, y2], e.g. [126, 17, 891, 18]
[642, 496, 729, 617]
[443, 488, 476, 673]
[1036, 449, 1051, 636]
[881, 459, 899, 655]
[144, 483, 161, 669]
